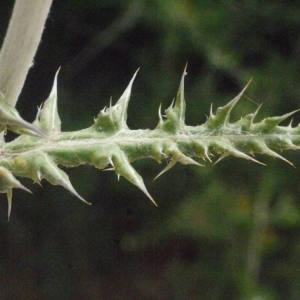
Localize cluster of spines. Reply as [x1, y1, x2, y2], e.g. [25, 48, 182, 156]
[0, 66, 300, 220]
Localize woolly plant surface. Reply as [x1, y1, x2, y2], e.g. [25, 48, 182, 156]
[0, 67, 300, 220]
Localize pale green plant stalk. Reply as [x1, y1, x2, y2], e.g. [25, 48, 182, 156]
[0, 0, 53, 107]
[0, 66, 300, 221]
[0, 0, 300, 226]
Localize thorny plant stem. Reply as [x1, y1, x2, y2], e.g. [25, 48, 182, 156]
[0, 0, 53, 107]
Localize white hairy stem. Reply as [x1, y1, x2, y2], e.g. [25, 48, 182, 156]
[0, 0, 53, 107]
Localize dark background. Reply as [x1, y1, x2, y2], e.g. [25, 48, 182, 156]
[1, 0, 300, 299]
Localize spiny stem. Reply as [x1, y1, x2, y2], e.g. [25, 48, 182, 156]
[0, 68, 300, 218]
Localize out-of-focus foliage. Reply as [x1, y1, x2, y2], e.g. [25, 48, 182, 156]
[0, 0, 300, 299]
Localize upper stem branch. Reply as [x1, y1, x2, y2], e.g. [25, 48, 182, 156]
[0, 0, 53, 107]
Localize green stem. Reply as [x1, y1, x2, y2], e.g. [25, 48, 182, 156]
[0, 0, 53, 106]
[244, 174, 275, 295]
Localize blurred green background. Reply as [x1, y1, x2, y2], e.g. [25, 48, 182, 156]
[1, 0, 300, 299]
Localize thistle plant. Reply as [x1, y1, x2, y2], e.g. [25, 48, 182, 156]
[1, 1, 300, 221]
[1, 65, 300, 220]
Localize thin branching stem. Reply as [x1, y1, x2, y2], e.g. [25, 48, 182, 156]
[244, 174, 275, 292]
